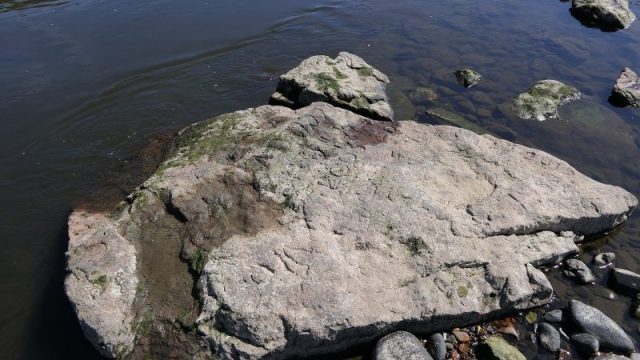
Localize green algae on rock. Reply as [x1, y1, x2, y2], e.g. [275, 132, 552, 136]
[511, 80, 581, 121]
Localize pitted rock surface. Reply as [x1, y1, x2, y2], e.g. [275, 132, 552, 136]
[270, 52, 394, 121]
[65, 87, 637, 359]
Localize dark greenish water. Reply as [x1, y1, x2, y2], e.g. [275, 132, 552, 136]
[1, 0, 640, 358]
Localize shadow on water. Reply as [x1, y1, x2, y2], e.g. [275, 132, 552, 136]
[21, 219, 102, 359]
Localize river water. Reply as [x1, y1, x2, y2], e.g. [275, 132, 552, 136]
[1, 0, 640, 358]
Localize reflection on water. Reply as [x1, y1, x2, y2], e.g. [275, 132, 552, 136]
[0, 0, 66, 13]
[1, 0, 640, 358]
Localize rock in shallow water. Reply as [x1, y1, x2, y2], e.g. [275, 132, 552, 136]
[270, 51, 394, 121]
[611, 268, 640, 293]
[571, 0, 636, 31]
[544, 309, 563, 323]
[564, 258, 596, 284]
[375, 331, 432, 360]
[571, 332, 600, 357]
[595, 252, 616, 267]
[538, 322, 561, 352]
[511, 80, 581, 121]
[454, 69, 482, 88]
[612, 68, 640, 108]
[64, 54, 638, 359]
[568, 300, 635, 353]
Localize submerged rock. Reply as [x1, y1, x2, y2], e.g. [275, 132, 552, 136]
[564, 258, 596, 284]
[568, 300, 635, 353]
[65, 54, 638, 359]
[375, 331, 432, 360]
[511, 80, 581, 121]
[612, 68, 640, 107]
[454, 69, 483, 88]
[611, 268, 640, 293]
[479, 336, 526, 360]
[595, 252, 616, 267]
[425, 107, 487, 134]
[538, 323, 561, 352]
[571, 332, 600, 357]
[407, 87, 438, 104]
[571, 0, 636, 31]
[270, 52, 394, 120]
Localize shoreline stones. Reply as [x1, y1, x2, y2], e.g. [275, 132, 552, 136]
[375, 331, 432, 360]
[64, 53, 638, 359]
[611, 68, 640, 107]
[571, 0, 636, 31]
[427, 333, 447, 360]
[568, 300, 635, 353]
[571, 333, 600, 357]
[511, 80, 581, 121]
[454, 69, 482, 88]
[544, 309, 563, 323]
[270, 52, 394, 121]
[564, 258, 596, 284]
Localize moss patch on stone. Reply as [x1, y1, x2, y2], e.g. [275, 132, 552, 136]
[357, 67, 374, 78]
[314, 73, 341, 93]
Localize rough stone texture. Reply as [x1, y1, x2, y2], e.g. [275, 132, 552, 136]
[571, 0, 636, 31]
[193, 102, 637, 359]
[594, 354, 632, 360]
[538, 323, 561, 352]
[374, 331, 433, 360]
[65, 56, 638, 358]
[595, 252, 616, 267]
[511, 80, 581, 121]
[564, 258, 596, 284]
[427, 333, 447, 360]
[611, 268, 640, 293]
[270, 52, 394, 121]
[65, 211, 139, 358]
[568, 300, 635, 353]
[612, 68, 640, 107]
[571, 333, 600, 357]
[479, 336, 526, 360]
[65, 100, 638, 359]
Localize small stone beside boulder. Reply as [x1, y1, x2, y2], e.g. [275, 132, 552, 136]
[375, 331, 433, 360]
[511, 80, 581, 121]
[427, 333, 447, 360]
[571, 333, 600, 357]
[612, 68, 640, 107]
[595, 252, 616, 267]
[571, 0, 636, 31]
[271, 51, 394, 121]
[538, 323, 561, 352]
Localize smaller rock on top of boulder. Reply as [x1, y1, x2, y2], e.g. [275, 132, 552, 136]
[564, 258, 596, 284]
[571, 0, 636, 31]
[512, 80, 581, 121]
[612, 68, 640, 108]
[271, 51, 394, 121]
[375, 331, 433, 360]
[595, 252, 616, 267]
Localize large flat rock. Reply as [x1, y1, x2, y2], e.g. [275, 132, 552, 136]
[65, 73, 637, 359]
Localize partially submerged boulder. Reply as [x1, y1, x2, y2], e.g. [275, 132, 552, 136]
[454, 69, 483, 88]
[65, 54, 637, 360]
[571, 0, 636, 31]
[611, 68, 640, 107]
[511, 80, 581, 121]
[270, 52, 394, 121]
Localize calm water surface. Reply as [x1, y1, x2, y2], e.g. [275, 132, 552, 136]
[2, 0, 640, 358]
